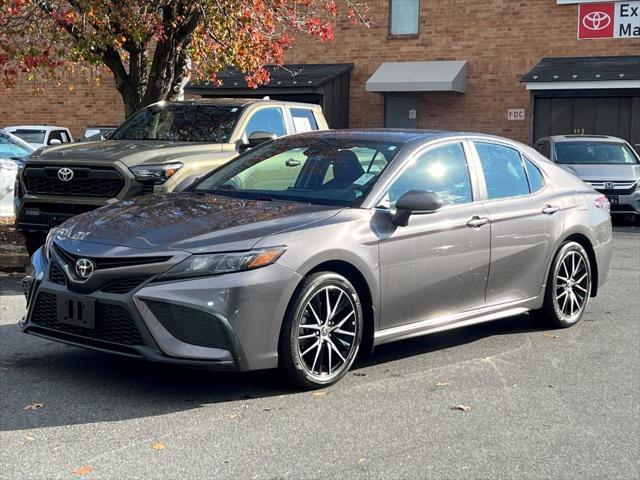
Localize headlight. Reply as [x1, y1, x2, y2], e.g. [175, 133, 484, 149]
[129, 163, 183, 184]
[44, 227, 57, 261]
[158, 247, 286, 280]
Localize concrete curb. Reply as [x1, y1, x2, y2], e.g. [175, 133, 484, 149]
[0, 252, 30, 271]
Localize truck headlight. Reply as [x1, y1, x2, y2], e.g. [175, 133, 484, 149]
[158, 247, 286, 280]
[129, 163, 183, 184]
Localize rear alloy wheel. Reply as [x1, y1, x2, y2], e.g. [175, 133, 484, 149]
[279, 272, 363, 389]
[538, 241, 592, 328]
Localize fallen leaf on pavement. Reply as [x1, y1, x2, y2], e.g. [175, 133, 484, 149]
[152, 442, 166, 450]
[435, 382, 450, 387]
[543, 333, 559, 339]
[226, 412, 242, 419]
[25, 434, 35, 441]
[23, 403, 43, 411]
[452, 405, 472, 412]
[353, 372, 366, 377]
[311, 391, 328, 397]
[71, 466, 93, 476]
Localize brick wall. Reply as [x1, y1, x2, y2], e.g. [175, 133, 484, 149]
[0, 0, 638, 143]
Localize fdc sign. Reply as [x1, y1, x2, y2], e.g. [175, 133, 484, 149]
[578, 2, 640, 38]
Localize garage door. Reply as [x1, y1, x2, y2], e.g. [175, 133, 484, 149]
[533, 93, 640, 151]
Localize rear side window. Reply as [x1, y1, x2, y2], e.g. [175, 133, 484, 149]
[291, 108, 319, 133]
[475, 142, 530, 200]
[524, 157, 545, 193]
[388, 142, 473, 206]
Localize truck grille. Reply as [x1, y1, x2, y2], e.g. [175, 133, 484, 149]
[23, 165, 124, 197]
[30, 292, 144, 346]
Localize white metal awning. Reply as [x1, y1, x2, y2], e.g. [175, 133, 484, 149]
[365, 61, 468, 93]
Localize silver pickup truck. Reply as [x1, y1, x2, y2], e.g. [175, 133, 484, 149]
[15, 98, 329, 253]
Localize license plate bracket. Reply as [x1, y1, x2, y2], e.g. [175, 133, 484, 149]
[56, 294, 95, 329]
[606, 195, 619, 206]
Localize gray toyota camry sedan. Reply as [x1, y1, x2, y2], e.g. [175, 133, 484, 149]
[21, 130, 613, 388]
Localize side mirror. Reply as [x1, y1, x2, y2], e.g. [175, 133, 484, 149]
[391, 190, 443, 227]
[237, 131, 277, 152]
[48, 139, 62, 145]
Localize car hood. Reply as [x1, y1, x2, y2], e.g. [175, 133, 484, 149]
[28, 140, 233, 167]
[559, 163, 640, 182]
[55, 193, 342, 252]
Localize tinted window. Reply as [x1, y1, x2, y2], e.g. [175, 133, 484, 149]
[48, 130, 62, 144]
[390, 0, 420, 35]
[111, 104, 241, 142]
[535, 141, 550, 158]
[524, 157, 545, 193]
[387, 143, 472, 206]
[245, 108, 286, 137]
[555, 142, 639, 165]
[194, 138, 401, 207]
[475, 142, 530, 200]
[291, 108, 319, 133]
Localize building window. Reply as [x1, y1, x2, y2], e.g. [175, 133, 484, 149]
[390, 0, 420, 36]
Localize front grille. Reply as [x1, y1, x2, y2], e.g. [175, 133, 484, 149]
[101, 277, 149, 294]
[49, 261, 66, 285]
[53, 243, 171, 269]
[23, 165, 124, 197]
[30, 292, 144, 346]
[145, 300, 229, 349]
[588, 181, 637, 196]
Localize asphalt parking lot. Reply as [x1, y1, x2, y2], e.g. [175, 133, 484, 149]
[0, 226, 638, 480]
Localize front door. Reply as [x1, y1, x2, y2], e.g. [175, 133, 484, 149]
[384, 95, 418, 129]
[377, 141, 491, 329]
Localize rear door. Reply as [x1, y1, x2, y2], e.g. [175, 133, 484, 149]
[471, 141, 565, 306]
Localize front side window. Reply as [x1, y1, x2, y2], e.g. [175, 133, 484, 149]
[244, 108, 286, 137]
[291, 108, 319, 133]
[555, 142, 639, 165]
[387, 143, 472, 206]
[390, 0, 420, 35]
[111, 104, 242, 143]
[475, 142, 530, 200]
[194, 137, 402, 207]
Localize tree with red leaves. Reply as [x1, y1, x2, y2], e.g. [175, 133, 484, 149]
[0, 0, 368, 116]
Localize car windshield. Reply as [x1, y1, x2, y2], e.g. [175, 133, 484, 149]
[555, 142, 639, 165]
[193, 137, 402, 206]
[110, 103, 242, 143]
[10, 129, 46, 144]
[0, 132, 34, 159]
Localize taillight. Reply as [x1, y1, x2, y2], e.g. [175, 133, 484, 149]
[594, 195, 610, 213]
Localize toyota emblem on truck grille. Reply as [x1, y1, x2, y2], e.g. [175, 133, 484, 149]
[57, 168, 74, 182]
[75, 258, 96, 279]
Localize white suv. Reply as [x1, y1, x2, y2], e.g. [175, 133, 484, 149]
[4, 125, 74, 149]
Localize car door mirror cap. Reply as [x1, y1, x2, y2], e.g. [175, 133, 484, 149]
[48, 139, 62, 145]
[391, 190, 443, 226]
[236, 131, 277, 152]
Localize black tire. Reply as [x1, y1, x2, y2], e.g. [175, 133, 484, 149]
[535, 241, 592, 328]
[24, 232, 46, 257]
[278, 272, 363, 389]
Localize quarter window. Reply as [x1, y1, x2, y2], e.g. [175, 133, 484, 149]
[390, 0, 420, 36]
[244, 108, 286, 137]
[475, 142, 530, 200]
[524, 157, 545, 193]
[387, 143, 472, 206]
[291, 108, 319, 133]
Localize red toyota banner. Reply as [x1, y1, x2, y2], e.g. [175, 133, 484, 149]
[578, 1, 640, 39]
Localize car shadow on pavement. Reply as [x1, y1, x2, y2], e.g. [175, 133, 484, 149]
[0, 312, 547, 432]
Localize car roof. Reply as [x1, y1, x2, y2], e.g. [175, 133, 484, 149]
[155, 98, 320, 108]
[285, 129, 521, 145]
[547, 135, 627, 144]
[4, 125, 69, 131]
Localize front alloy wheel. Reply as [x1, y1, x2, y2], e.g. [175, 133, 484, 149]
[279, 272, 363, 388]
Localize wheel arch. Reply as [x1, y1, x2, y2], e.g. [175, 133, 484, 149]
[558, 232, 599, 297]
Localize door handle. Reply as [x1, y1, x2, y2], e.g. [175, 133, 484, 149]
[467, 215, 490, 228]
[542, 205, 560, 215]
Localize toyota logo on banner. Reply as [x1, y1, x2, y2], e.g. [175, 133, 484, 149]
[582, 11, 612, 31]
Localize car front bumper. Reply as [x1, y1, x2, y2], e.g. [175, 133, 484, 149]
[21, 246, 302, 371]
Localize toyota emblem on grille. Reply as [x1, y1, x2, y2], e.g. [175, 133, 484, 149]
[75, 258, 96, 279]
[57, 167, 74, 182]
[582, 11, 611, 31]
